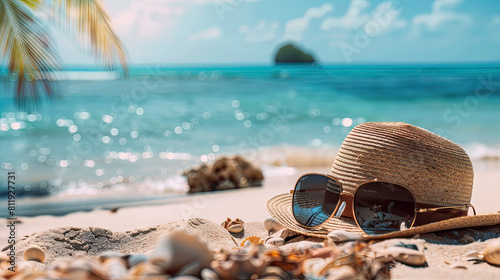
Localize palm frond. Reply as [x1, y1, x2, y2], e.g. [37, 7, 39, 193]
[0, 0, 60, 110]
[59, 0, 128, 76]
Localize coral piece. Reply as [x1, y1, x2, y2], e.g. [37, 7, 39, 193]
[183, 156, 264, 193]
[240, 236, 264, 247]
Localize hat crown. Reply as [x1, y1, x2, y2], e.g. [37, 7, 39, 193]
[330, 122, 473, 206]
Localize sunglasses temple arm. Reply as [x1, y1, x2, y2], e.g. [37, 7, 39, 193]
[290, 189, 330, 194]
[416, 204, 476, 215]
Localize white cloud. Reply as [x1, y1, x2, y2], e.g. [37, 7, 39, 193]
[321, 0, 406, 32]
[189, 27, 223, 41]
[284, 3, 333, 41]
[322, 0, 369, 30]
[412, 0, 472, 31]
[244, 20, 280, 42]
[109, 0, 177, 38]
[372, 1, 407, 30]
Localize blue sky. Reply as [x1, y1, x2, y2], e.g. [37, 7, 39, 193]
[57, 0, 500, 65]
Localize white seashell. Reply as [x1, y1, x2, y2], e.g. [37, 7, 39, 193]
[327, 230, 362, 242]
[280, 241, 322, 253]
[24, 245, 45, 263]
[302, 258, 327, 277]
[325, 265, 357, 280]
[484, 239, 500, 266]
[264, 217, 286, 234]
[383, 246, 426, 266]
[127, 254, 148, 268]
[201, 268, 220, 280]
[150, 230, 214, 276]
[265, 237, 285, 247]
[465, 250, 483, 263]
[370, 239, 426, 266]
[103, 258, 128, 280]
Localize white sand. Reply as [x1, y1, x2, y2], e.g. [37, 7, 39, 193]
[2, 162, 500, 279]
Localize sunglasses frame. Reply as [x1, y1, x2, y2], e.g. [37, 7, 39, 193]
[291, 173, 476, 235]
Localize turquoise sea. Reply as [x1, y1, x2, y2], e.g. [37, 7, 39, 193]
[1, 64, 500, 216]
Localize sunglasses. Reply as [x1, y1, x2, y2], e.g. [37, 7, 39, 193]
[291, 173, 476, 236]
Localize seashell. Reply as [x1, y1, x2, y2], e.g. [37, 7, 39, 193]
[240, 235, 264, 247]
[201, 268, 220, 280]
[211, 253, 267, 280]
[280, 241, 322, 253]
[264, 217, 286, 235]
[221, 217, 244, 234]
[103, 257, 128, 280]
[127, 254, 149, 268]
[484, 239, 500, 266]
[370, 240, 426, 266]
[327, 230, 362, 242]
[302, 258, 326, 277]
[228, 224, 244, 234]
[382, 246, 426, 266]
[127, 261, 162, 276]
[150, 230, 214, 277]
[99, 251, 125, 262]
[60, 259, 109, 280]
[465, 250, 483, 263]
[325, 265, 358, 280]
[171, 276, 204, 280]
[266, 237, 285, 247]
[307, 246, 341, 259]
[0, 252, 8, 262]
[0, 252, 10, 270]
[316, 253, 356, 276]
[24, 245, 45, 263]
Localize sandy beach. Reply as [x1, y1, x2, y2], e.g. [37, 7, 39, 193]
[2, 161, 500, 279]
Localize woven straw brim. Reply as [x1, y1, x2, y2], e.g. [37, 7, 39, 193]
[267, 193, 500, 240]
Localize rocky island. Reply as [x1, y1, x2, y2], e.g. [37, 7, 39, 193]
[274, 43, 317, 64]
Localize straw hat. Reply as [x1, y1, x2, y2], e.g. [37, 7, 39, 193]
[267, 122, 500, 240]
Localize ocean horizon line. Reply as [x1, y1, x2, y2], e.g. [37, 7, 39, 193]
[2, 61, 500, 71]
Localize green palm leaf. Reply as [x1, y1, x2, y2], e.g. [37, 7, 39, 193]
[0, 0, 60, 109]
[58, 0, 128, 76]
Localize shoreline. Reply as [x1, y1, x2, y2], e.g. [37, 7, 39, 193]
[1, 162, 499, 245]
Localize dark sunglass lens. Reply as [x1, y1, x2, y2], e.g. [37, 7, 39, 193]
[292, 174, 341, 227]
[354, 182, 415, 236]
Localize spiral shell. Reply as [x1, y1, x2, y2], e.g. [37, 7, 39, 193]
[484, 239, 500, 266]
[24, 245, 45, 263]
[240, 235, 264, 247]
